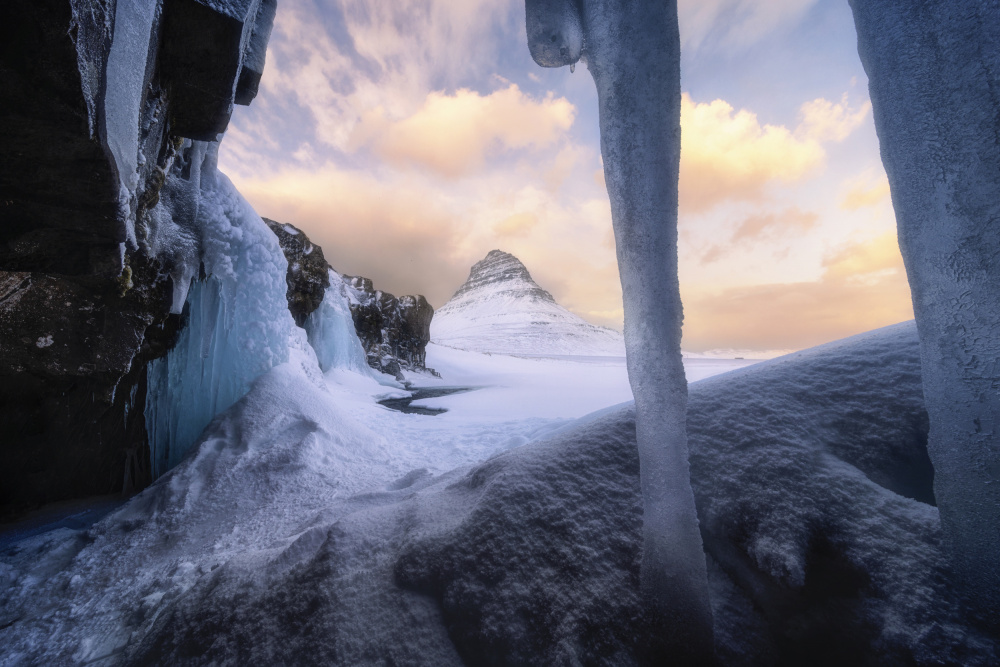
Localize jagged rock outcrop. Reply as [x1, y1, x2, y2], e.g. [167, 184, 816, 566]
[259, 219, 436, 380]
[0, 0, 276, 517]
[262, 218, 330, 327]
[343, 276, 435, 379]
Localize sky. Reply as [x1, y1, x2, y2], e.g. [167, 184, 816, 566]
[218, 0, 914, 355]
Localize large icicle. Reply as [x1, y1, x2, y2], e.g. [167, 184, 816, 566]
[305, 269, 375, 375]
[849, 0, 1000, 628]
[525, 0, 714, 661]
[145, 142, 293, 479]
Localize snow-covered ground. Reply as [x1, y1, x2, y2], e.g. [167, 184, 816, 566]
[4, 321, 994, 665]
[0, 334, 752, 665]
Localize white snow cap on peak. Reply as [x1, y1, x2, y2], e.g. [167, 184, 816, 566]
[432, 250, 626, 357]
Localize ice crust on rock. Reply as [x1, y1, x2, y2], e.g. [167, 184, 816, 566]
[145, 142, 293, 478]
[432, 250, 626, 356]
[849, 0, 1000, 626]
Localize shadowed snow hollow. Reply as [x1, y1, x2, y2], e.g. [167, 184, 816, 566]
[431, 250, 626, 356]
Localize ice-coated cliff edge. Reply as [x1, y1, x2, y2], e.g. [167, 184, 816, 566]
[0, 0, 278, 513]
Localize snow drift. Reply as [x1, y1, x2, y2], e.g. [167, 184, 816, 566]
[2, 321, 994, 664]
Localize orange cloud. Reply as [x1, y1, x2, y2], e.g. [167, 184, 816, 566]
[797, 94, 871, 143]
[683, 231, 912, 351]
[680, 93, 870, 214]
[493, 212, 538, 237]
[680, 94, 824, 213]
[840, 173, 891, 210]
[351, 85, 576, 177]
[701, 207, 818, 263]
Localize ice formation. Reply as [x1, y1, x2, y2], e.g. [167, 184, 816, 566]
[849, 0, 1000, 626]
[525, 0, 713, 658]
[305, 270, 376, 376]
[144, 142, 293, 478]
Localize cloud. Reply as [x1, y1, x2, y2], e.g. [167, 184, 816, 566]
[350, 85, 576, 177]
[683, 231, 912, 351]
[493, 212, 538, 237]
[678, 0, 818, 53]
[680, 94, 824, 213]
[679, 93, 871, 214]
[840, 171, 891, 210]
[797, 94, 871, 143]
[701, 207, 818, 262]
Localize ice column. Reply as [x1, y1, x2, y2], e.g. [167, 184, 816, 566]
[145, 143, 293, 478]
[850, 0, 1000, 628]
[525, 0, 714, 660]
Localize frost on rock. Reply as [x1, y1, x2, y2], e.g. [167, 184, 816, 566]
[306, 270, 376, 376]
[144, 142, 293, 478]
[849, 0, 1000, 626]
[525, 0, 712, 658]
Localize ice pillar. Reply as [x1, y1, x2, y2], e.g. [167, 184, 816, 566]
[526, 0, 714, 660]
[849, 0, 1000, 628]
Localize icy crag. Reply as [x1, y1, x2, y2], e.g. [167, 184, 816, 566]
[343, 275, 436, 379]
[0, 0, 277, 513]
[261, 217, 433, 379]
[144, 141, 294, 479]
[5, 322, 994, 664]
[432, 250, 625, 356]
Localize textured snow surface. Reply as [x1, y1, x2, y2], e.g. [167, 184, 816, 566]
[2, 322, 995, 664]
[432, 250, 626, 356]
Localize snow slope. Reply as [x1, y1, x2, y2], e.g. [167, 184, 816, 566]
[3, 321, 995, 664]
[431, 250, 626, 356]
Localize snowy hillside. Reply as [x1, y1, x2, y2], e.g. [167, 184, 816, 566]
[432, 250, 626, 356]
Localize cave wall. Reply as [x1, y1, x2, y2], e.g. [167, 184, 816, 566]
[0, 0, 276, 518]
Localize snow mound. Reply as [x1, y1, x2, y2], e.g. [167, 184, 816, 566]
[432, 250, 626, 356]
[3, 322, 996, 664]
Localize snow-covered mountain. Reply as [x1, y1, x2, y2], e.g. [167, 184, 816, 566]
[432, 250, 626, 356]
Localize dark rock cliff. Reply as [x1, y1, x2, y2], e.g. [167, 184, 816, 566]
[259, 218, 436, 380]
[262, 218, 330, 327]
[343, 276, 435, 380]
[0, 0, 276, 518]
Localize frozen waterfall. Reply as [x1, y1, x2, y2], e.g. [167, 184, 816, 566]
[305, 270, 374, 376]
[145, 143, 293, 479]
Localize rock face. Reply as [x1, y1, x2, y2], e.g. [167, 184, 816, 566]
[259, 218, 435, 380]
[343, 276, 436, 379]
[0, 0, 276, 517]
[262, 219, 330, 327]
[432, 249, 625, 356]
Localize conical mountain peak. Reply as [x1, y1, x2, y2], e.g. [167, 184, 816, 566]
[448, 250, 555, 304]
[433, 250, 625, 356]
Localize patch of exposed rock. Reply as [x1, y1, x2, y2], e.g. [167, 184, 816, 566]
[343, 276, 436, 380]
[262, 219, 330, 327]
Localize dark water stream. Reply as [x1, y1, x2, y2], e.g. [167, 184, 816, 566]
[378, 387, 474, 415]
